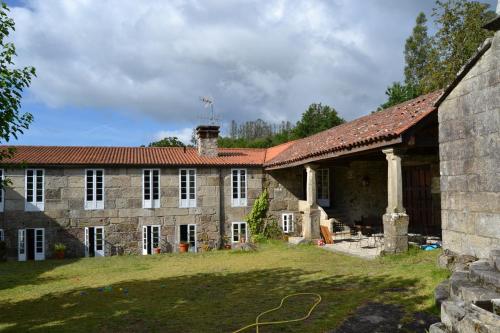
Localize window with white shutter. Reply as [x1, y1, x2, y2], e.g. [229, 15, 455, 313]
[143, 169, 160, 208]
[25, 169, 44, 211]
[231, 169, 247, 207]
[179, 169, 196, 208]
[85, 169, 104, 210]
[282, 213, 294, 233]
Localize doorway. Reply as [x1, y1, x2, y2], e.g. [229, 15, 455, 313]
[18, 228, 44, 261]
[142, 225, 161, 255]
[84, 226, 105, 257]
[179, 224, 197, 252]
[403, 165, 439, 235]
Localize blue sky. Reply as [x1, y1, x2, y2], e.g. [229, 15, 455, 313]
[4, 0, 497, 146]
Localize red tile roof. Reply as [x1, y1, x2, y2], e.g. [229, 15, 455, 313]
[264, 90, 443, 169]
[0, 90, 442, 169]
[0, 146, 267, 167]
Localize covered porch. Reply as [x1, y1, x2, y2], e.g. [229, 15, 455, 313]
[265, 92, 443, 256]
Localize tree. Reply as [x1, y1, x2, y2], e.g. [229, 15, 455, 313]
[378, 82, 419, 110]
[0, 2, 36, 161]
[147, 137, 185, 147]
[293, 103, 344, 138]
[404, 12, 431, 90]
[420, 0, 495, 92]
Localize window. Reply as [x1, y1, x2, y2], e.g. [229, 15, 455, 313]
[232, 169, 247, 207]
[142, 225, 161, 255]
[85, 169, 104, 210]
[143, 169, 160, 208]
[0, 169, 4, 212]
[179, 224, 197, 252]
[179, 169, 196, 208]
[25, 169, 44, 211]
[0, 229, 4, 241]
[232, 222, 247, 243]
[317, 168, 330, 207]
[282, 213, 294, 233]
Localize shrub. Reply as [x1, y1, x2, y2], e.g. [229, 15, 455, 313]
[54, 243, 66, 252]
[246, 188, 269, 235]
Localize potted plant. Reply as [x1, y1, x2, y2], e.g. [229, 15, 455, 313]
[179, 242, 189, 253]
[153, 247, 161, 254]
[222, 235, 231, 249]
[54, 243, 66, 259]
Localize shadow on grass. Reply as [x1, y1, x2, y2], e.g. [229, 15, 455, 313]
[0, 267, 431, 333]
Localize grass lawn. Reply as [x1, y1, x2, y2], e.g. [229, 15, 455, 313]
[0, 242, 448, 332]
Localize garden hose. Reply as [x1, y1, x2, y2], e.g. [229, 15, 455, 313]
[232, 292, 322, 333]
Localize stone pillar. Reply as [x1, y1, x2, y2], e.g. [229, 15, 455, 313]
[305, 164, 317, 206]
[382, 148, 409, 253]
[303, 164, 320, 240]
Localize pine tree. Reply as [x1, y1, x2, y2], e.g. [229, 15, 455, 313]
[404, 12, 430, 91]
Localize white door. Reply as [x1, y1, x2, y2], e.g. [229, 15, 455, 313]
[18, 229, 26, 261]
[84, 227, 90, 257]
[34, 228, 45, 261]
[143, 225, 161, 255]
[317, 169, 330, 207]
[188, 224, 196, 253]
[94, 227, 105, 257]
[142, 226, 148, 255]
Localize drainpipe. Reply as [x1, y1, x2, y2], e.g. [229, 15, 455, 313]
[218, 167, 224, 249]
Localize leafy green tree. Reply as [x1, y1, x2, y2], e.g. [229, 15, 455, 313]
[147, 136, 185, 147]
[0, 2, 36, 160]
[292, 103, 344, 138]
[378, 82, 419, 110]
[420, 0, 495, 92]
[404, 12, 431, 90]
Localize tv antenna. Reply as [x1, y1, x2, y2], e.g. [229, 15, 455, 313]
[199, 96, 220, 125]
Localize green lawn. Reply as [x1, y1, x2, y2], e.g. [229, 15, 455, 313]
[0, 242, 448, 332]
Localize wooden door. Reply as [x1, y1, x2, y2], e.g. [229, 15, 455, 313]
[403, 165, 435, 235]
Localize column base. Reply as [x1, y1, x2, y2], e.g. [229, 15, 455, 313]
[303, 208, 321, 240]
[383, 213, 409, 254]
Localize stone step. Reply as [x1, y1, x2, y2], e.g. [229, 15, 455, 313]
[459, 285, 500, 303]
[470, 260, 500, 291]
[429, 322, 447, 333]
[489, 249, 500, 272]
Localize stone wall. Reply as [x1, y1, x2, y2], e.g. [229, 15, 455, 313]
[438, 31, 500, 258]
[0, 166, 263, 258]
[331, 161, 387, 226]
[266, 167, 304, 236]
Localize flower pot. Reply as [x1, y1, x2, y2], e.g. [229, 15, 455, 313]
[224, 244, 232, 250]
[179, 243, 189, 253]
[154, 248, 161, 254]
[55, 251, 65, 260]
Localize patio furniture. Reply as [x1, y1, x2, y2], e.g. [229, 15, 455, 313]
[331, 220, 351, 243]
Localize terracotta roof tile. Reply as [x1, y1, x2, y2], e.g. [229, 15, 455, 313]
[0, 146, 267, 167]
[264, 90, 443, 168]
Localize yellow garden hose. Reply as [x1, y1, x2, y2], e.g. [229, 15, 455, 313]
[232, 292, 322, 333]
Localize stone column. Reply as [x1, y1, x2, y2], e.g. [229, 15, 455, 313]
[303, 164, 320, 240]
[382, 148, 409, 253]
[305, 164, 317, 206]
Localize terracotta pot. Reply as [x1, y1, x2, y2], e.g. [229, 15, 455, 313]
[179, 243, 189, 253]
[55, 251, 65, 259]
[224, 244, 232, 250]
[154, 248, 161, 254]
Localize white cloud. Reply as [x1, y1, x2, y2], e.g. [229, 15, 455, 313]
[9, 0, 456, 125]
[153, 127, 194, 145]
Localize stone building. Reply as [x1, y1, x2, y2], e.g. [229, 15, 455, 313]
[436, 9, 500, 259]
[0, 89, 447, 260]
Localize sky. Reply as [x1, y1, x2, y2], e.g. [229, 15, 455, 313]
[4, 0, 497, 146]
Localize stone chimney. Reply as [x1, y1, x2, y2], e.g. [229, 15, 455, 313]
[196, 125, 219, 157]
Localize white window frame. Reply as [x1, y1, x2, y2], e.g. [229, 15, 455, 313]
[231, 169, 248, 207]
[142, 225, 161, 255]
[84, 226, 105, 257]
[25, 169, 44, 211]
[18, 228, 45, 261]
[231, 222, 248, 243]
[178, 224, 197, 253]
[84, 169, 105, 210]
[0, 169, 4, 212]
[317, 168, 330, 207]
[0, 229, 4, 241]
[143, 169, 160, 209]
[282, 213, 294, 233]
[179, 168, 196, 208]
